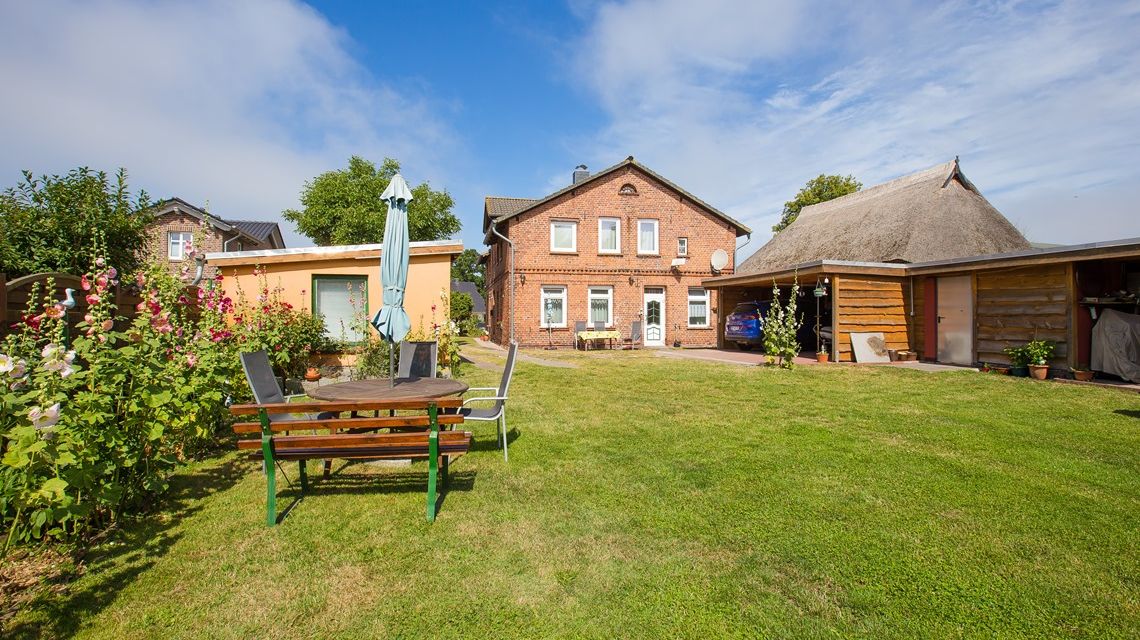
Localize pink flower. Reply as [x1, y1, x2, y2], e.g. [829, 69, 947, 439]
[107, 267, 118, 279]
[95, 274, 108, 288]
[95, 257, 105, 267]
[185, 353, 198, 367]
[45, 304, 65, 319]
[136, 301, 146, 312]
[136, 272, 146, 287]
[85, 294, 100, 306]
[101, 318, 114, 331]
[81, 275, 92, 291]
[84, 313, 94, 324]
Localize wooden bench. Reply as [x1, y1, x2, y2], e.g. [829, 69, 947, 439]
[230, 398, 470, 525]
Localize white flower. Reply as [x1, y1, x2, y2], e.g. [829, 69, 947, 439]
[29, 403, 61, 429]
[43, 359, 64, 372]
[41, 343, 61, 360]
[9, 359, 27, 378]
[0, 354, 12, 374]
[63, 350, 76, 365]
[59, 365, 76, 378]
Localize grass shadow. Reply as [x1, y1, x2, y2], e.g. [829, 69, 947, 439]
[272, 465, 477, 523]
[4, 457, 249, 640]
[469, 428, 520, 453]
[1114, 409, 1140, 419]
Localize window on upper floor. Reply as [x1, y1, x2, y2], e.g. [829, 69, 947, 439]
[637, 219, 659, 255]
[168, 231, 193, 261]
[540, 286, 567, 327]
[598, 218, 620, 254]
[688, 287, 710, 328]
[677, 237, 688, 256]
[550, 220, 577, 253]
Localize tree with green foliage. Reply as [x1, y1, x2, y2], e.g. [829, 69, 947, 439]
[450, 248, 484, 298]
[771, 174, 862, 233]
[283, 156, 460, 245]
[0, 168, 153, 278]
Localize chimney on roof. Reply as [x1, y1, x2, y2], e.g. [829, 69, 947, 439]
[572, 164, 590, 185]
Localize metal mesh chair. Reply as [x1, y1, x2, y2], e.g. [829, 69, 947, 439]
[397, 341, 438, 378]
[460, 342, 517, 461]
[623, 321, 642, 350]
[574, 320, 586, 349]
[239, 351, 318, 422]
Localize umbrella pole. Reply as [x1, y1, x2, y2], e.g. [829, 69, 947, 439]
[389, 338, 395, 386]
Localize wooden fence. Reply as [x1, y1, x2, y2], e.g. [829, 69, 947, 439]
[1, 272, 197, 339]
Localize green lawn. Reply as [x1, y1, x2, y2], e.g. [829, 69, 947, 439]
[7, 350, 1140, 638]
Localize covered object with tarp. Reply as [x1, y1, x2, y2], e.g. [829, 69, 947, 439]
[1091, 309, 1140, 382]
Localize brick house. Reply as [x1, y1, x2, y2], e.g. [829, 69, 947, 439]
[483, 157, 750, 348]
[146, 198, 286, 277]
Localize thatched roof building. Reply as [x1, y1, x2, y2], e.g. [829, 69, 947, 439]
[738, 159, 1030, 274]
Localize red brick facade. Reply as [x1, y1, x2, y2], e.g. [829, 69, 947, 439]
[485, 163, 746, 348]
[145, 200, 279, 278]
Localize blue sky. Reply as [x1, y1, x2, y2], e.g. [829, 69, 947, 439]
[2, 1, 1139, 259]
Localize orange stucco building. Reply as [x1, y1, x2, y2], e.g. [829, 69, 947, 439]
[206, 240, 463, 345]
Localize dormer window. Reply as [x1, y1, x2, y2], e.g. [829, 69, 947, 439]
[619, 183, 638, 196]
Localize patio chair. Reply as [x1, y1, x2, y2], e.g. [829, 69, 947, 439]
[623, 321, 642, 350]
[398, 341, 438, 378]
[461, 341, 517, 462]
[574, 320, 586, 350]
[239, 350, 326, 422]
[593, 320, 605, 331]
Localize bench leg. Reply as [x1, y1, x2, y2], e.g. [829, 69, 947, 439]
[298, 459, 308, 493]
[323, 459, 332, 477]
[265, 456, 277, 527]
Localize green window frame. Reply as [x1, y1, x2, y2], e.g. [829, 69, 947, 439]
[312, 275, 369, 344]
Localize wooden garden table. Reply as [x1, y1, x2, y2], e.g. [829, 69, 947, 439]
[308, 377, 469, 402]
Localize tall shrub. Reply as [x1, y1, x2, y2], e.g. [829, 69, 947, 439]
[762, 279, 802, 369]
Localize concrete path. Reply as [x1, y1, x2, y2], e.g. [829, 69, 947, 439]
[655, 348, 977, 373]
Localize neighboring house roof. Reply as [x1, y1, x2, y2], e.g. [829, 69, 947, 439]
[737, 159, 1030, 274]
[482, 156, 752, 239]
[151, 198, 286, 249]
[451, 280, 486, 313]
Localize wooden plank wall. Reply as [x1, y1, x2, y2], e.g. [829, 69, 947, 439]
[834, 276, 913, 362]
[911, 278, 926, 358]
[975, 263, 1070, 366]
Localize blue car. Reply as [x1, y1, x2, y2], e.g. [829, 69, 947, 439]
[725, 301, 771, 351]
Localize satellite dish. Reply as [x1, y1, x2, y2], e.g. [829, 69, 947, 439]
[710, 249, 729, 272]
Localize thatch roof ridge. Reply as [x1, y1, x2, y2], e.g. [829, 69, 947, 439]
[738, 159, 1029, 274]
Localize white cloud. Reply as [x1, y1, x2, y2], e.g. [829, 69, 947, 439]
[0, 0, 461, 246]
[570, 0, 1140, 253]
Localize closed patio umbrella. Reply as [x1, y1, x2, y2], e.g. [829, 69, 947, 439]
[370, 174, 413, 385]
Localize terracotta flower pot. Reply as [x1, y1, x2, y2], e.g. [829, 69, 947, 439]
[1072, 369, 1094, 382]
[304, 366, 322, 382]
[991, 366, 1010, 375]
[816, 352, 829, 363]
[1028, 364, 1049, 380]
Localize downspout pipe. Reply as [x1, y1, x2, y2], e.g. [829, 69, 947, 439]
[490, 220, 515, 345]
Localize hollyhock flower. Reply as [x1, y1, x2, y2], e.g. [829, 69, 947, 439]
[85, 294, 100, 306]
[10, 359, 27, 378]
[63, 350, 76, 365]
[42, 344, 61, 360]
[95, 257, 106, 267]
[136, 272, 146, 287]
[0, 354, 12, 373]
[101, 318, 114, 331]
[107, 267, 118, 279]
[84, 313, 95, 323]
[29, 403, 61, 429]
[97, 334, 107, 344]
[10, 379, 26, 391]
[186, 353, 198, 367]
[43, 359, 64, 372]
[81, 275, 92, 291]
[95, 274, 109, 289]
[23, 314, 42, 330]
[59, 364, 76, 378]
[45, 304, 65, 319]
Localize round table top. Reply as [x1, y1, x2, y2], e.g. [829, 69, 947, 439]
[307, 377, 469, 402]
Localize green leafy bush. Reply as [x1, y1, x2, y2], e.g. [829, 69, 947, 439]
[1024, 339, 1056, 365]
[762, 279, 802, 369]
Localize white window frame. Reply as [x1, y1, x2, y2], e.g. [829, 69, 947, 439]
[168, 231, 193, 261]
[677, 237, 688, 256]
[587, 286, 614, 327]
[598, 217, 621, 254]
[637, 219, 659, 255]
[540, 286, 568, 328]
[550, 220, 577, 253]
[687, 287, 710, 328]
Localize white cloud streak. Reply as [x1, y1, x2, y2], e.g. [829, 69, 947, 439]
[571, 0, 1140, 251]
[0, 0, 460, 246]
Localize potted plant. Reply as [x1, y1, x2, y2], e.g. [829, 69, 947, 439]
[1025, 339, 1056, 380]
[1003, 345, 1030, 377]
[1071, 365, 1094, 382]
[304, 364, 322, 381]
[816, 351, 829, 363]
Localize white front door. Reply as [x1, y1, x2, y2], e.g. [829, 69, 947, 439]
[643, 287, 665, 347]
